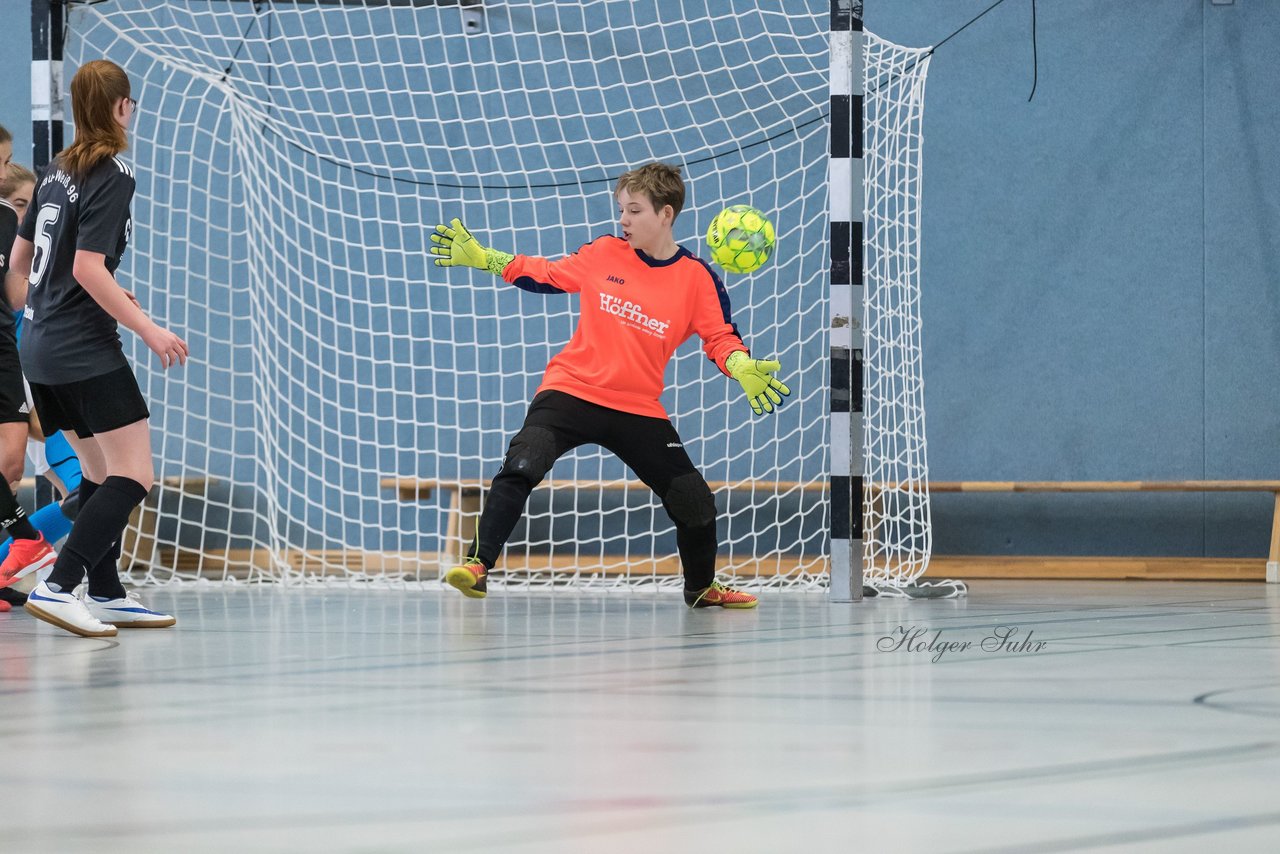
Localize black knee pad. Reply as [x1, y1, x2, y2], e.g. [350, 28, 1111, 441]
[664, 473, 717, 529]
[502, 425, 558, 485]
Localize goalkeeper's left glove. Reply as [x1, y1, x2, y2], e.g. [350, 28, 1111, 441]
[430, 218, 515, 276]
[725, 351, 791, 415]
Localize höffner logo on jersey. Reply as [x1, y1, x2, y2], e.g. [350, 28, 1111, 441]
[599, 293, 671, 338]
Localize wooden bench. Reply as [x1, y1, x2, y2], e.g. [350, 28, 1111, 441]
[382, 477, 1280, 582]
[380, 477, 825, 575]
[928, 481, 1280, 583]
[12, 474, 215, 575]
[120, 475, 219, 572]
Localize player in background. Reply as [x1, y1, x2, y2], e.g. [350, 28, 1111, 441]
[0, 161, 84, 610]
[431, 162, 789, 608]
[0, 125, 59, 607]
[3, 163, 87, 520]
[5, 62, 188, 636]
[2, 165, 86, 512]
[2, 162, 34, 222]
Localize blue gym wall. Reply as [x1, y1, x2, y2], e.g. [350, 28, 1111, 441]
[1, 0, 32, 182]
[868, 0, 1280, 557]
[1, 1, 1277, 559]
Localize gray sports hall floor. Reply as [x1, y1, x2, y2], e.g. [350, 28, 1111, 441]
[2, 580, 1278, 853]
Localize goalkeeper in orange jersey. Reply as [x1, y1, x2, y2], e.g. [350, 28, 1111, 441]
[430, 162, 788, 608]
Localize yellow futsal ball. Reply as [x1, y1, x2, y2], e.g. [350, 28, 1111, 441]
[706, 205, 776, 274]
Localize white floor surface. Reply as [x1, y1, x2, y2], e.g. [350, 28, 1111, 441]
[2, 580, 1279, 853]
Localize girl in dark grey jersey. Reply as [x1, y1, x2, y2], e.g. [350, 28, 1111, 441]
[6, 61, 188, 638]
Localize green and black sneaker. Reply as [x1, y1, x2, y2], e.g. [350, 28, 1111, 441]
[684, 580, 758, 609]
[444, 559, 488, 599]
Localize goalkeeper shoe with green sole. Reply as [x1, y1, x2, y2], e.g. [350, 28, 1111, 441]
[684, 581, 758, 609]
[444, 559, 488, 599]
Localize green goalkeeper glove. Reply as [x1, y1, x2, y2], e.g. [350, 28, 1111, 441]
[725, 351, 791, 415]
[430, 218, 515, 275]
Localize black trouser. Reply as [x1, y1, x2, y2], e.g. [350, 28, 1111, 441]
[470, 391, 718, 590]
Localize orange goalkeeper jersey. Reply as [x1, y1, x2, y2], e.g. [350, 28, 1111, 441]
[502, 235, 747, 419]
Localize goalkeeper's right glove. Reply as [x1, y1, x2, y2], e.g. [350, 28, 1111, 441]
[430, 218, 515, 276]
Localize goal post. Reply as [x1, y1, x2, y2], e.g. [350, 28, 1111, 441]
[30, 0, 65, 173]
[49, 0, 954, 596]
[827, 0, 862, 603]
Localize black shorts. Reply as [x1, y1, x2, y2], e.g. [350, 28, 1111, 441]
[514, 390, 703, 490]
[28, 365, 151, 439]
[0, 329, 26, 425]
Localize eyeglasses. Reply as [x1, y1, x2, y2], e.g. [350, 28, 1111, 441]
[127, 97, 138, 110]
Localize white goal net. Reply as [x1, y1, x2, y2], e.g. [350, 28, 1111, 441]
[58, 0, 936, 592]
[861, 34, 961, 597]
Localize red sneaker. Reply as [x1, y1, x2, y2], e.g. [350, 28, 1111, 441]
[0, 535, 57, 588]
[444, 559, 488, 599]
[684, 580, 758, 609]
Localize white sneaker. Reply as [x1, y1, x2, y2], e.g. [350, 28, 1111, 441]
[24, 581, 118, 638]
[83, 591, 176, 629]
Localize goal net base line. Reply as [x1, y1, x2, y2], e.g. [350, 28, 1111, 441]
[135, 546, 962, 597]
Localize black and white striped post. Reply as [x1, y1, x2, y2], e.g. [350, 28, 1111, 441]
[31, 0, 65, 173]
[829, 0, 863, 603]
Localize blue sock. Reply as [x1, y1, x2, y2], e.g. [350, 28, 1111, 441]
[45, 431, 83, 494]
[32, 501, 74, 545]
[0, 430, 86, 563]
[0, 501, 75, 563]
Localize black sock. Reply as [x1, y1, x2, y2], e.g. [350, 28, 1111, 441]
[77, 479, 101, 509]
[6, 517, 38, 540]
[87, 537, 126, 601]
[0, 480, 38, 540]
[45, 477, 147, 594]
[76, 480, 127, 599]
[44, 480, 97, 592]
